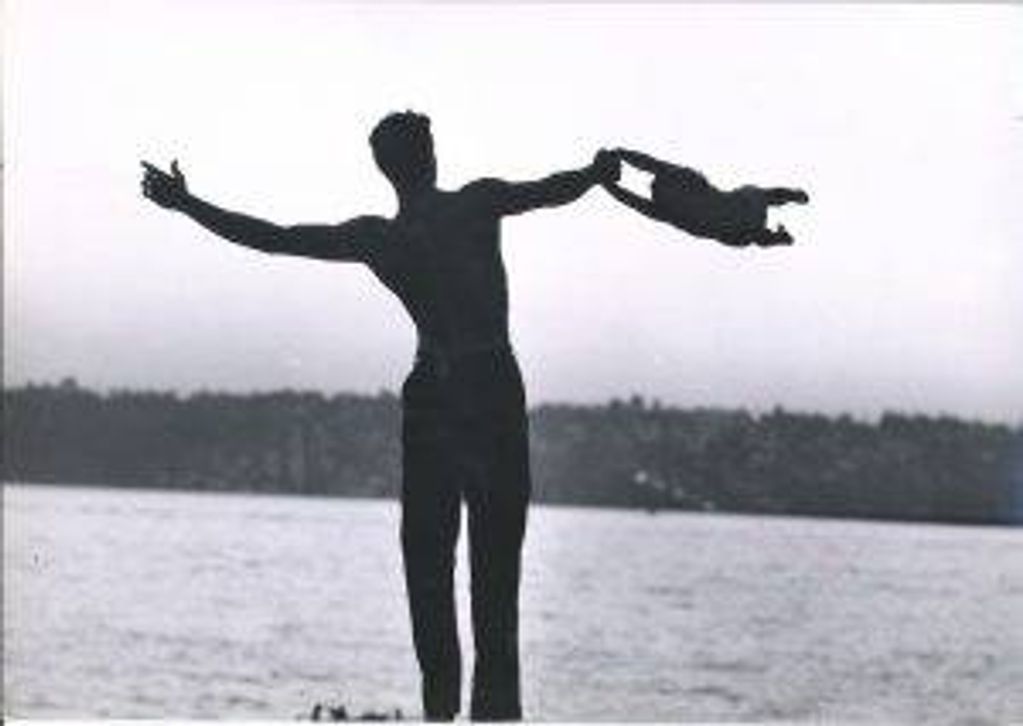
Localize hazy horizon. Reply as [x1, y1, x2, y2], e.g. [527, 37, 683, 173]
[5, 2, 1022, 424]
[7, 374, 1022, 430]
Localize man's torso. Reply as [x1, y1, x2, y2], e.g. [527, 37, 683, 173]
[361, 185, 512, 359]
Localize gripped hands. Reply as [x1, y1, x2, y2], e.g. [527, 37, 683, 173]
[141, 159, 189, 210]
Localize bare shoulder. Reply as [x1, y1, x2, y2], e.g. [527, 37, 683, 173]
[340, 214, 390, 235]
[461, 177, 506, 192]
[459, 177, 509, 205]
[293, 214, 390, 263]
[345, 215, 392, 261]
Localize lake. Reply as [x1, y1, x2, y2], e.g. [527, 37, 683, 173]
[3, 483, 1022, 722]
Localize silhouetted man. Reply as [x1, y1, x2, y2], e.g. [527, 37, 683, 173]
[141, 111, 619, 721]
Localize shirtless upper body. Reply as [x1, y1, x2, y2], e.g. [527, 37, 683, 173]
[141, 113, 619, 358]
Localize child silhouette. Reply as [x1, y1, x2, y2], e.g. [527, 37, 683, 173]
[604, 148, 808, 248]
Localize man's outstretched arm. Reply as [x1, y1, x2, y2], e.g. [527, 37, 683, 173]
[141, 160, 381, 262]
[469, 150, 620, 217]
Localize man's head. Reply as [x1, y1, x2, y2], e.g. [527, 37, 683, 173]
[370, 111, 436, 192]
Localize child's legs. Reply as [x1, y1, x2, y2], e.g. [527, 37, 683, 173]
[763, 187, 808, 205]
[751, 226, 793, 247]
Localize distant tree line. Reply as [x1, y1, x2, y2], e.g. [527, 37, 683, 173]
[4, 379, 1021, 525]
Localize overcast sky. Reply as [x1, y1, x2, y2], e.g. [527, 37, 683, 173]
[4, 1, 1022, 422]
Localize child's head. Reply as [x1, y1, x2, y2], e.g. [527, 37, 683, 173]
[652, 166, 707, 205]
[650, 170, 687, 206]
[650, 175, 670, 206]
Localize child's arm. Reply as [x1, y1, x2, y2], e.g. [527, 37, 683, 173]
[601, 181, 664, 222]
[615, 148, 673, 176]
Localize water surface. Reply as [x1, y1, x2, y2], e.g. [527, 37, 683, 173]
[4, 484, 1021, 721]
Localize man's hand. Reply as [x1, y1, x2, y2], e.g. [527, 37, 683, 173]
[592, 149, 621, 187]
[141, 159, 189, 211]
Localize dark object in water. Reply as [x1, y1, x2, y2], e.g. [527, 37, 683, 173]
[309, 701, 405, 722]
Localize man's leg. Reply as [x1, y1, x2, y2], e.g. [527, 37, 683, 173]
[464, 413, 531, 721]
[402, 404, 463, 721]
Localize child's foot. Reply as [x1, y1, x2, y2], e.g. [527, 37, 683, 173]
[754, 225, 793, 247]
[767, 188, 809, 205]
